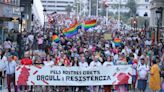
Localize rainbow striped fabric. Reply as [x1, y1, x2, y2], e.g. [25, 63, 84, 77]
[84, 19, 97, 31]
[63, 22, 79, 38]
[52, 35, 60, 42]
[114, 38, 121, 47]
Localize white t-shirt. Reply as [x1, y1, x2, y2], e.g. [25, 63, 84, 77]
[4, 60, 17, 74]
[133, 53, 138, 60]
[114, 54, 119, 62]
[132, 63, 137, 75]
[90, 61, 102, 67]
[103, 61, 114, 66]
[2, 56, 7, 62]
[137, 64, 149, 79]
[44, 61, 54, 66]
[79, 62, 88, 68]
[28, 35, 34, 42]
[0, 60, 5, 70]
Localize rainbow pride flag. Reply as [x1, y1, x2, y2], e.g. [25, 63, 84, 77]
[63, 22, 79, 38]
[84, 19, 97, 31]
[52, 35, 60, 42]
[114, 38, 121, 47]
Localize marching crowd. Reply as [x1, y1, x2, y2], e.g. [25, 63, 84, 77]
[0, 15, 164, 92]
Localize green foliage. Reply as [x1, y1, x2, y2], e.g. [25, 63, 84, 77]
[126, 0, 137, 16]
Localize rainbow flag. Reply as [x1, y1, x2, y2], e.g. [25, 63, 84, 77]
[63, 22, 79, 38]
[52, 35, 60, 42]
[114, 38, 121, 47]
[84, 19, 97, 31]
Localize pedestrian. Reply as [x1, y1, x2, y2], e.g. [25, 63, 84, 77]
[43, 55, 54, 92]
[78, 56, 88, 92]
[159, 80, 164, 92]
[20, 52, 32, 65]
[4, 55, 17, 92]
[137, 58, 149, 92]
[43, 55, 54, 66]
[37, 35, 44, 50]
[90, 55, 102, 92]
[103, 56, 114, 92]
[20, 52, 33, 91]
[0, 58, 5, 90]
[130, 54, 138, 90]
[149, 59, 161, 92]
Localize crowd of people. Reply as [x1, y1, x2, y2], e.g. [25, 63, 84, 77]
[0, 15, 164, 92]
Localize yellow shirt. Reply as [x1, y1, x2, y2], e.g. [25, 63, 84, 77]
[149, 64, 161, 91]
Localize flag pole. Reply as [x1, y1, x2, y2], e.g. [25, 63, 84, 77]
[89, 0, 91, 17]
[80, 0, 82, 16]
[118, 0, 121, 31]
[96, 0, 98, 17]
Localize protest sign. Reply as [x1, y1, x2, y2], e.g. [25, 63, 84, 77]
[104, 33, 112, 40]
[16, 65, 132, 86]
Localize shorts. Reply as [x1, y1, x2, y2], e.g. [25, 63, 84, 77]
[137, 79, 147, 90]
[132, 75, 136, 84]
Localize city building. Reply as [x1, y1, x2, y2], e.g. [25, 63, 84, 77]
[41, 0, 75, 14]
[105, 0, 150, 17]
[77, 0, 150, 17]
[0, 0, 20, 43]
[20, 0, 33, 32]
[32, 0, 44, 29]
[149, 0, 164, 43]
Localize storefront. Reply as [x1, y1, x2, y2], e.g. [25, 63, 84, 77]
[0, 3, 20, 43]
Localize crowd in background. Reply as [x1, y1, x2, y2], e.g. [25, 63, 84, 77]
[0, 15, 164, 92]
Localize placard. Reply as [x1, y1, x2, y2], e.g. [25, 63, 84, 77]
[16, 65, 132, 86]
[104, 33, 112, 40]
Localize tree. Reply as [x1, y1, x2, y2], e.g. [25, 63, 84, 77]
[126, 0, 137, 16]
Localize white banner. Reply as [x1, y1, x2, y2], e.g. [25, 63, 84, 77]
[16, 65, 132, 86]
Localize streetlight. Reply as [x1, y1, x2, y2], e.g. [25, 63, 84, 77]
[43, 8, 47, 34]
[144, 12, 148, 36]
[156, 7, 163, 43]
[130, 15, 133, 31]
[20, 7, 24, 33]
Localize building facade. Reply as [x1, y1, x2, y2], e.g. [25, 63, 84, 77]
[149, 0, 164, 43]
[20, 0, 33, 32]
[41, 0, 74, 14]
[104, 0, 150, 17]
[79, 0, 150, 17]
[0, 0, 20, 43]
[32, 0, 44, 28]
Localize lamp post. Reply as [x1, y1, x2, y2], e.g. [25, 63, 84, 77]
[144, 12, 148, 36]
[130, 15, 133, 31]
[20, 7, 24, 33]
[156, 7, 163, 43]
[135, 14, 138, 32]
[43, 8, 47, 35]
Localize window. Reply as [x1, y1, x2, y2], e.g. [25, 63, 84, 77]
[48, 1, 55, 3]
[145, 0, 149, 2]
[42, 1, 46, 3]
[146, 6, 148, 9]
[56, 5, 67, 7]
[47, 5, 55, 7]
[57, 1, 68, 3]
